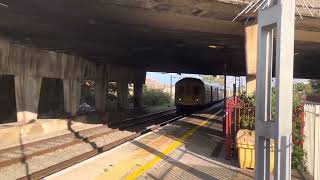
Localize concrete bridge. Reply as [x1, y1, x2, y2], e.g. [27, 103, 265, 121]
[0, 1, 319, 124]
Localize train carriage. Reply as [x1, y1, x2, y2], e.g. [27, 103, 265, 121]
[174, 77, 227, 113]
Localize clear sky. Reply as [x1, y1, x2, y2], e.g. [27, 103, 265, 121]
[147, 72, 309, 87]
[146, 72, 199, 84]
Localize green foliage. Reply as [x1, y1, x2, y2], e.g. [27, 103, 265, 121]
[295, 83, 313, 95]
[309, 80, 320, 95]
[238, 93, 255, 130]
[200, 75, 224, 84]
[237, 90, 306, 171]
[239, 115, 255, 130]
[142, 86, 171, 106]
[295, 80, 320, 96]
[292, 93, 306, 171]
[239, 93, 255, 106]
[292, 145, 306, 171]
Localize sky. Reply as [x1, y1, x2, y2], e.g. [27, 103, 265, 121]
[147, 72, 309, 86]
[146, 72, 199, 84]
[146, 72, 246, 89]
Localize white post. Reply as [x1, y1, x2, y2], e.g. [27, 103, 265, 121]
[255, 0, 295, 179]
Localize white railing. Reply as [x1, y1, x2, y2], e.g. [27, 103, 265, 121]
[304, 102, 320, 179]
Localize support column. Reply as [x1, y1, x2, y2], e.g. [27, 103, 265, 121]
[245, 23, 258, 96]
[95, 79, 106, 112]
[63, 79, 81, 116]
[247, 75, 256, 96]
[14, 75, 42, 123]
[117, 81, 128, 110]
[255, 0, 295, 179]
[223, 74, 227, 134]
[134, 82, 143, 108]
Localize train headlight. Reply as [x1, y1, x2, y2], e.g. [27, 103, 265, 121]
[178, 98, 182, 101]
[195, 98, 199, 102]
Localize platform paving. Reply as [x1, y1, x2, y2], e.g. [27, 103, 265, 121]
[45, 104, 305, 180]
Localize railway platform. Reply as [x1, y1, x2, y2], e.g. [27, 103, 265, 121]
[45, 103, 254, 180]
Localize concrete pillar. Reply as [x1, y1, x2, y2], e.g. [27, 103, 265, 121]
[255, 0, 295, 179]
[134, 82, 143, 108]
[14, 75, 42, 123]
[247, 75, 257, 96]
[245, 23, 258, 96]
[63, 79, 81, 116]
[117, 81, 128, 110]
[95, 79, 106, 112]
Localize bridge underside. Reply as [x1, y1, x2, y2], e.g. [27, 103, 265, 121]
[1, 1, 320, 124]
[2, 0, 245, 76]
[1, 1, 320, 77]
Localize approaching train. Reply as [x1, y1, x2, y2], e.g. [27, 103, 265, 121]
[174, 77, 232, 113]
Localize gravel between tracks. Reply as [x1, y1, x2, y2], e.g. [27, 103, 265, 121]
[0, 126, 113, 162]
[0, 123, 103, 150]
[0, 130, 135, 180]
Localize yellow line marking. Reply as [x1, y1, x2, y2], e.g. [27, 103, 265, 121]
[124, 120, 209, 180]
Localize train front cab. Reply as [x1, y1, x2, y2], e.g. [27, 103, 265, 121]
[174, 78, 206, 114]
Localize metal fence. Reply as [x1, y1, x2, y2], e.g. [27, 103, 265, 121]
[304, 102, 320, 179]
[225, 97, 255, 159]
[225, 96, 303, 160]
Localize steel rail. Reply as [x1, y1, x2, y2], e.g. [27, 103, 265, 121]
[0, 109, 176, 168]
[15, 103, 222, 180]
[18, 113, 186, 180]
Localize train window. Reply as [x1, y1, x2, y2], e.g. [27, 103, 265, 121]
[194, 86, 200, 94]
[178, 86, 184, 94]
[186, 85, 191, 94]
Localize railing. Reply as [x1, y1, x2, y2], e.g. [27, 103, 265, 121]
[224, 97, 237, 159]
[225, 96, 255, 159]
[225, 96, 303, 160]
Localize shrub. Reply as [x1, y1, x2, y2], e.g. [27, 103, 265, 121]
[142, 86, 171, 106]
[238, 91, 306, 171]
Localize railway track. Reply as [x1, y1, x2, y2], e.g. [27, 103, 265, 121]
[0, 109, 184, 180]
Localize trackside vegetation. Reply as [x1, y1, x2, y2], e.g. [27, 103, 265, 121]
[142, 86, 171, 107]
[238, 87, 306, 171]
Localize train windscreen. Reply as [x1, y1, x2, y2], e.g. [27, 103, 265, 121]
[193, 86, 200, 95]
[177, 86, 184, 94]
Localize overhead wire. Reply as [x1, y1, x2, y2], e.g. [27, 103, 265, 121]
[232, 0, 320, 22]
[0, 2, 7, 7]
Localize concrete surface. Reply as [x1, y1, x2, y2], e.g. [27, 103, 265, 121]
[45, 103, 306, 180]
[45, 105, 250, 180]
[0, 118, 102, 149]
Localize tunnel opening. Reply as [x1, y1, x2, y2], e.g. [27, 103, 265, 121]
[128, 83, 134, 109]
[79, 80, 96, 114]
[0, 75, 16, 123]
[38, 78, 65, 119]
[142, 73, 179, 113]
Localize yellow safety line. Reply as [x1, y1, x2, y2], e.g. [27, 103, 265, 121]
[124, 120, 209, 180]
